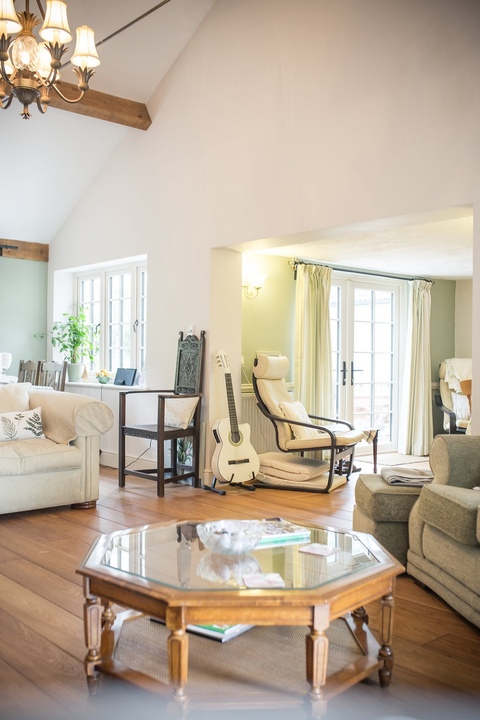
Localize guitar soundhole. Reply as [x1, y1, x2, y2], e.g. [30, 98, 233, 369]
[229, 429, 243, 446]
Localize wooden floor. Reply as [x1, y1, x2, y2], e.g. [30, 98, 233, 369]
[1, 466, 479, 720]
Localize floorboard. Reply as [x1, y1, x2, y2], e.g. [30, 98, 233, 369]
[0, 465, 478, 720]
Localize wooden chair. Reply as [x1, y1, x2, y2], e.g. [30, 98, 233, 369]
[18, 359, 41, 384]
[37, 360, 67, 391]
[252, 353, 366, 493]
[119, 331, 206, 497]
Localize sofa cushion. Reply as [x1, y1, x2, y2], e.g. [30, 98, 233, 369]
[355, 473, 422, 522]
[0, 383, 31, 412]
[0, 407, 44, 441]
[0, 438, 81, 475]
[417, 484, 480, 546]
[421, 524, 480, 596]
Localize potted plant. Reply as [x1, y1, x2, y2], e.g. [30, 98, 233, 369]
[177, 437, 194, 468]
[50, 308, 97, 382]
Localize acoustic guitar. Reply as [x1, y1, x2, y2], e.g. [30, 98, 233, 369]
[212, 350, 260, 486]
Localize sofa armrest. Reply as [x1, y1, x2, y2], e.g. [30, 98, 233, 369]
[29, 390, 114, 444]
[429, 434, 480, 489]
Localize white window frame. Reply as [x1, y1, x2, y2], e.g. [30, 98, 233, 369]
[75, 261, 147, 381]
[330, 271, 407, 453]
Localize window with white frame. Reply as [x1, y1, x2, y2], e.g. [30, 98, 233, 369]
[76, 262, 147, 379]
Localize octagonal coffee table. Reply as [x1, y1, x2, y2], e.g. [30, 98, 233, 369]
[77, 518, 403, 703]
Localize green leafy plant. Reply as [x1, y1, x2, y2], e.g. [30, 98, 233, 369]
[49, 308, 97, 364]
[177, 437, 193, 466]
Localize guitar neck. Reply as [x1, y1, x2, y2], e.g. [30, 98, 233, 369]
[224, 373, 240, 437]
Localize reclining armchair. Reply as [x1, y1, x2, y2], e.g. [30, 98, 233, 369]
[253, 354, 365, 492]
[434, 358, 471, 434]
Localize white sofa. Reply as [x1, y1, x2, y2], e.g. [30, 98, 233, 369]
[0, 383, 114, 514]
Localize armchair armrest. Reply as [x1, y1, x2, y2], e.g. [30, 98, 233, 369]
[29, 390, 114, 444]
[434, 394, 464, 434]
[429, 434, 480, 489]
[307, 412, 355, 430]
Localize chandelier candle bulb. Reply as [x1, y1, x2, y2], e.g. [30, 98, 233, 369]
[40, 1, 72, 45]
[0, 1, 21, 34]
[71, 26, 100, 69]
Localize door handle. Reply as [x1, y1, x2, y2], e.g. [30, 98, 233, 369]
[341, 361, 347, 386]
[351, 361, 362, 385]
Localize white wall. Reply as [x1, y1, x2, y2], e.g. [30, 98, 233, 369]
[49, 0, 480, 453]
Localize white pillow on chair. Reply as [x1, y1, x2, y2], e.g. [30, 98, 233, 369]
[279, 401, 320, 440]
[164, 396, 199, 429]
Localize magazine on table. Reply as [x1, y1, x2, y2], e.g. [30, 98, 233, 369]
[256, 518, 311, 548]
[186, 623, 254, 641]
[151, 617, 253, 642]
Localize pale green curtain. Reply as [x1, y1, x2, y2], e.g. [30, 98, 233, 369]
[398, 279, 433, 456]
[294, 264, 332, 417]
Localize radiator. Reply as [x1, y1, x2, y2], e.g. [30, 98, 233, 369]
[241, 393, 277, 455]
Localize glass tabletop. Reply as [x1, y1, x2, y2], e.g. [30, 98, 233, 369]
[99, 519, 380, 591]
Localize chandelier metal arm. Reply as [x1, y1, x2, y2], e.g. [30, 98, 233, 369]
[36, 94, 47, 113]
[50, 81, 84, 104]
[0, 60, 14, 87]
[0, 89, 14, 109]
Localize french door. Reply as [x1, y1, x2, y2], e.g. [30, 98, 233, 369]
[330, 275, 404, 452]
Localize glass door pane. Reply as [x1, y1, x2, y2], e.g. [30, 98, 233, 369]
[330, 276, 401, 452]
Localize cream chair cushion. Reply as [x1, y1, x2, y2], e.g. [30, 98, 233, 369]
[279, 400, 319, 439]
[0, 383, 31, 413]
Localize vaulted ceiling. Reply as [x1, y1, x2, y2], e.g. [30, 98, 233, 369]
[2, 0, 216, 244]
[1, 0, 473, 280]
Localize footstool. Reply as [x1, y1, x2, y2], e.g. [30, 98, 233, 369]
[352, 474, 422, 567]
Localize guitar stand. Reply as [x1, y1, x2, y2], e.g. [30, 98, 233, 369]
[203, 473, 256, 495]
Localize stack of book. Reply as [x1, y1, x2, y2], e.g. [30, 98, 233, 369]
[255, 518, 311, 548]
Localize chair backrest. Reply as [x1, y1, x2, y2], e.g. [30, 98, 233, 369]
[37, 360, 67, 391]
[173, 331, 206, 395]
[18, 359, 41, 385]
[253, 354, 293, 450]
[438, 358, 471, 431]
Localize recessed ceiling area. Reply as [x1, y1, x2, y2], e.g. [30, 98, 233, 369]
[238, 205, 473, 281]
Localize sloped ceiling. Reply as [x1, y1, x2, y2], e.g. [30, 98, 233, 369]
[1, 0, 473, 279]
[1, 0, 216, 245]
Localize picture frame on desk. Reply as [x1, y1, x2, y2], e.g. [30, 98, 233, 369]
[114, 368, 137, 386]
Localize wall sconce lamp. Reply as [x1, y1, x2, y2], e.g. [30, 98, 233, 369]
[242, 273, 266, 299]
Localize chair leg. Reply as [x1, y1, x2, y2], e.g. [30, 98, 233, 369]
[372, 431, 378, 473]
[157, 438, 165, 498]
[118, 394, 126, 488]
[118, 430, 126, 488]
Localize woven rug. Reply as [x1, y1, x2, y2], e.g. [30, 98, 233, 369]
[359, 452, 430, 471]
[114, 615, 362, 698]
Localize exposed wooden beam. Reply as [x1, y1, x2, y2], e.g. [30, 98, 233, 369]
[47, 81, 152, 131]
[0, 239, 49, 262]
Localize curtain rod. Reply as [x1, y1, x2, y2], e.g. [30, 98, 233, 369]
[289, 259, 433, 284]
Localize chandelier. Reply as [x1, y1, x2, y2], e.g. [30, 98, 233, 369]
[0, 0, 99, 119]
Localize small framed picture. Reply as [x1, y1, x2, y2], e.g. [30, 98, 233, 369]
[114, 368, 137, 386]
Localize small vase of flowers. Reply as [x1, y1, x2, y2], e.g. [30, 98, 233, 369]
[96, 369, 111, 384]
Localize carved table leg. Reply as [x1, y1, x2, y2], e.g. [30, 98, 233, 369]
[352, 605, 369, 625]
[168, 627, 189, 700]
[378, 592, 395, 687]
[83, 594, 103, 693]
[100, 602, 117, 664]
[306, 603, 330, 699]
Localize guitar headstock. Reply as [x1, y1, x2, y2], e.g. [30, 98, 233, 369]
[216, 350, 231, 374]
